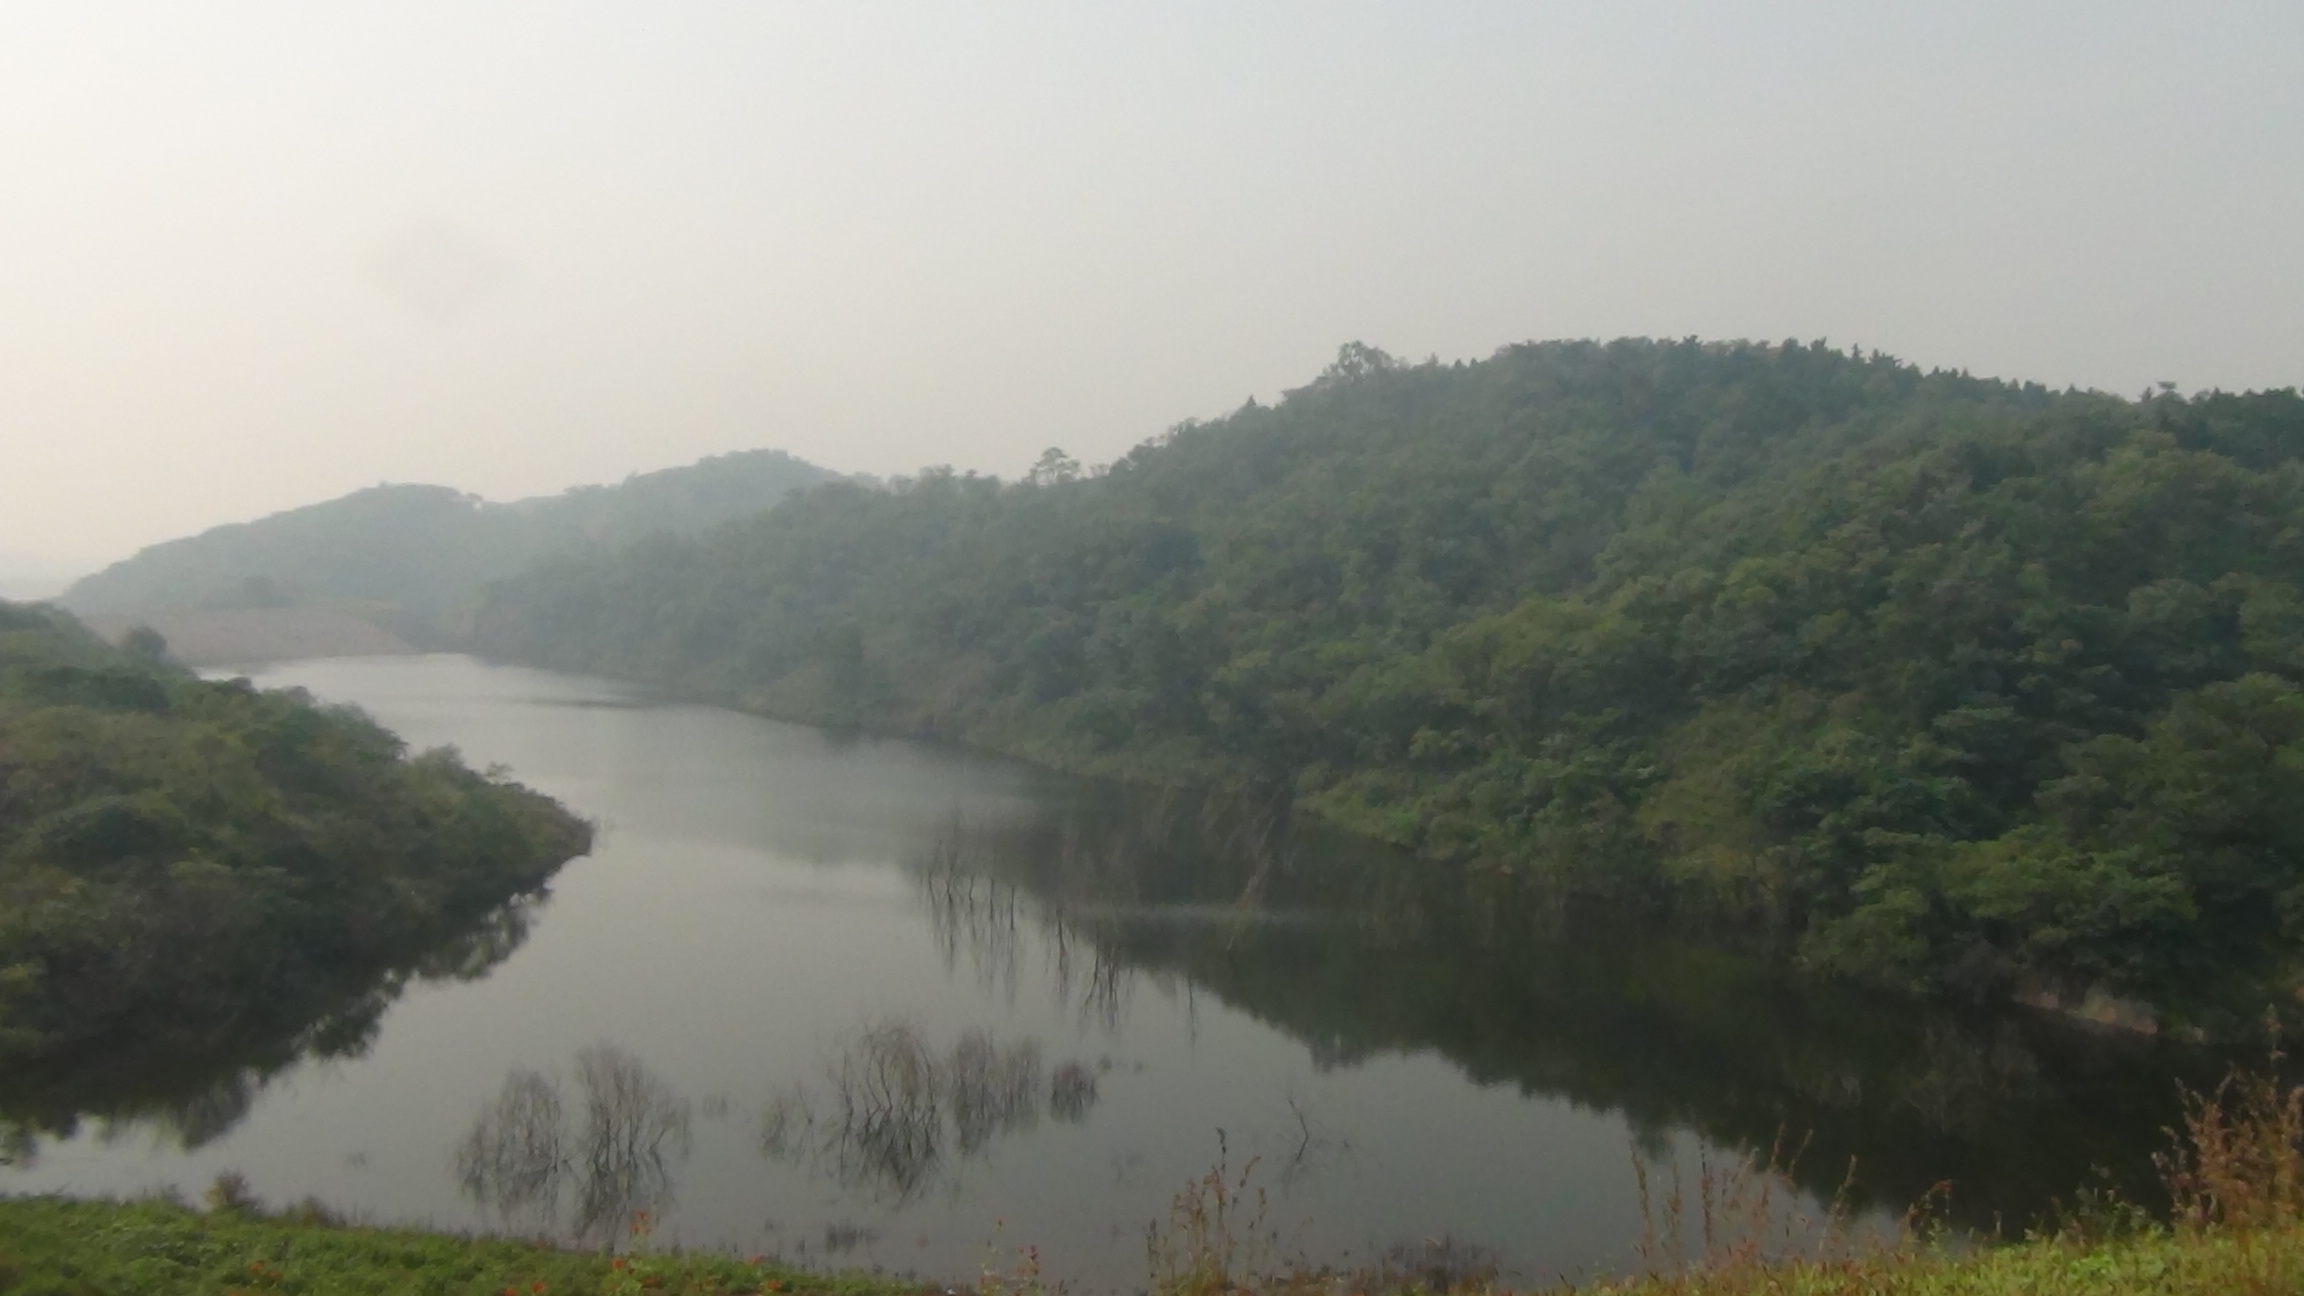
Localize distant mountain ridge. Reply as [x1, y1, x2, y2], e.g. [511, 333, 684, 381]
[60, 449, 840, 654]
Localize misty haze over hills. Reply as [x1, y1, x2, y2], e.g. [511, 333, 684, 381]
[44, 333, 2304, 1027]
[0, 559, 71, 603]
[59, 448, 838, 657]
[8, 7, 2304, 1283]
[466, 336, 2304, 1029]
[6, 7, 2295, 581]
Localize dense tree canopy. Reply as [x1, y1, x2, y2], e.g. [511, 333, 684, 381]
[0, 603, 590, 1066]
[473, 339, 2304, 1028]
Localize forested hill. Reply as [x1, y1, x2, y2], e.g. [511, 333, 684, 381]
[59, 448, 838, 646]
[473, 338, 2304, 1028]
[0, 602, 590, 1067]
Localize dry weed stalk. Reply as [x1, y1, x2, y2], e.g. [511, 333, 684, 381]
[1146, 1137, 1292, 1296]
[2157, 1022, 2304, 1234]
[1630, 1130, 1860, 1282]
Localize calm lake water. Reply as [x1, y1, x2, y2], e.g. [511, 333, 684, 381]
[0, 655, 2208, 1287]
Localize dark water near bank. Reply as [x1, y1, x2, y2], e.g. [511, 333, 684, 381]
[0, 656, 2214, 1287]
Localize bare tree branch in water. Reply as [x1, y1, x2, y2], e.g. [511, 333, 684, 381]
[759, 1019, 1099, 1207]
[1275, 1088, 1352, 1192]
[453, 1045, 691, 1245]
[908, 790, 1318, 1040]
[1049, 1061, 1099, 1122]
[570, 1044, 692, 1242]
[917, 814, 1029, 1002]
[832, 1020, 947, 1203]
[947, 1030, 1041, 1154]
[914, 813, 1136, 1030]
[456, 1067, 566, 1233]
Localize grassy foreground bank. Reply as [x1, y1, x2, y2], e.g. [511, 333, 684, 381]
[0, 1196, 920, 1296]
[2, 1194, 2301, 1296]
[1585, 1229, 2304, 1295]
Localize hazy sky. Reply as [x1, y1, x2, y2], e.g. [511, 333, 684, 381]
[3, 3, 2299, 579]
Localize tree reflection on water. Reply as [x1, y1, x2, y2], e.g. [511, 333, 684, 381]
[902, 786, 2226, 1237]
[0, 892, 548, 1167]
[456, 1044, 693, 1245]
[760, 1019, 1099, 1206]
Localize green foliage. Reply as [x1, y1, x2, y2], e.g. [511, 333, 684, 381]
[5, 1192, 2302, 1296]
[0, 603, 591, 1067]
[473, 339, 2304, 1025]
[7, 1194, 2304, 1296]
[1578, 1227, 2304, 1294]
[0, 1195, 903, 1296]
[59, 450, 839, 644]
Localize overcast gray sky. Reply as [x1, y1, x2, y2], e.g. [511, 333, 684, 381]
[3, 2, 2299, 582]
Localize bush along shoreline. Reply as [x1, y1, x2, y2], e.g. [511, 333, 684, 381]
[0, 600, 593, 1071]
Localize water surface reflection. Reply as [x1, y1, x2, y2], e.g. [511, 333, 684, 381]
[456, 1044, 693, 1244]
[0, 892, 546, 1165]
[913, 787, 2218, 1234]
[761, 1021, 1101, 1207]
[0, 657, 2235, 1288]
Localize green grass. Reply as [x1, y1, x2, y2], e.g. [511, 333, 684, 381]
[0, 1196, 927, 1296]
[1582, 1226, 2304, 1295]
[8, 1195, 2304, 1296]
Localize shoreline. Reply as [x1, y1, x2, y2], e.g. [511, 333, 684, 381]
[4, 1191, 2300, 1296]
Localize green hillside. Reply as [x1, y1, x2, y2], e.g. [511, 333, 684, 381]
[59, 448, 838, 645]
[472, 338, 2304, 1029]
[0, 602, 590, 1073]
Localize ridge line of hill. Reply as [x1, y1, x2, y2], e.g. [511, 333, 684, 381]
[57, 447, 843, 662]
[469, 337, 2304, 1033]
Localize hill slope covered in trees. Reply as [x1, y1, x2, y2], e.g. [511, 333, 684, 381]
[472, 339, 2304, 1029]
[0, 602, 591, 1071]
[60, 449, 838, 648]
